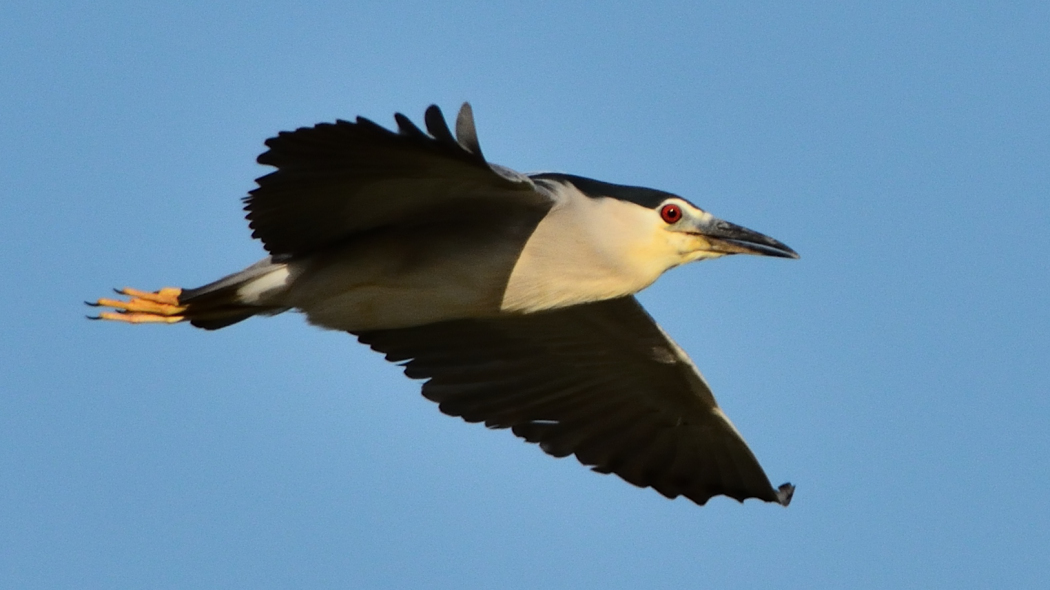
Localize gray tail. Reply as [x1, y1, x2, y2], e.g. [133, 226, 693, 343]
[179, 258, 289, 330]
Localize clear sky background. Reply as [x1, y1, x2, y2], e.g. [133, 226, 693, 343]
[2, 1, 1048, 588]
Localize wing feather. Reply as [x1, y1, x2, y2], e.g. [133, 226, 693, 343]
[356, 296, 793, 506]
[245, 103, 547, 257]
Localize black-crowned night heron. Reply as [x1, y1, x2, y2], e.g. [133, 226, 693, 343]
[91, 103, 798, 507]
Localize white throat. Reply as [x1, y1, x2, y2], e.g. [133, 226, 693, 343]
[500, 182, 683, 313]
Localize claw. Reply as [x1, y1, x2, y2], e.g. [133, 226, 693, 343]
[88, 287, 186, 324]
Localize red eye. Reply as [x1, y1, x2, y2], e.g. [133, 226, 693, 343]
[660, 204, 682, 224]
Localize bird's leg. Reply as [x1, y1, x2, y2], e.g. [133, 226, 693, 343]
[87, 287, 187, 324]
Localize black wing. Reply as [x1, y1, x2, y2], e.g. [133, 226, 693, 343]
[245, 103, 548, 258]
[356, 297, 793, 506]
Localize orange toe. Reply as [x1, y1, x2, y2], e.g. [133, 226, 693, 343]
[98, 310, 184, 324]
[117, 287, 182, 306]
[89, 287, 186, 324]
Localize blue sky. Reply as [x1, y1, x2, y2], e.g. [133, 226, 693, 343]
[2, 1, 1048, 588]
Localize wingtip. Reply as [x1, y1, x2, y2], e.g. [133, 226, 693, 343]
[455, 102, 484, 159]
[776, 482, 795, 506]
[423, 104, 456, 145]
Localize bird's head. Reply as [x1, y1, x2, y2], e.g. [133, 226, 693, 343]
[650, 195, 799, 263]
[532, 173, 798, 273]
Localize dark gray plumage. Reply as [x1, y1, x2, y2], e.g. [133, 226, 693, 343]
[245, 105, 544, 259]
[358, 296, 793, 506]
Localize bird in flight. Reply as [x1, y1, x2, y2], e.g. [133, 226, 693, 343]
[90, 103, 798, 507]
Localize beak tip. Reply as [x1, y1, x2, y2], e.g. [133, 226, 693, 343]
[766, 238, 799, 260]
[698, 217, 799, 260]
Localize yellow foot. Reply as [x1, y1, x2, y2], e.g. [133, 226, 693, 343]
[87, 287, 187, 324]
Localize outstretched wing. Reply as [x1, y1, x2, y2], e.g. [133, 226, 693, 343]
[245, 103, 549, 258]
[356, 297, 793, 506]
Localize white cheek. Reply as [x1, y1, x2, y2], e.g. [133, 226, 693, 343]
[665, 231, 700, 257]
[669, 231, 724, 263]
